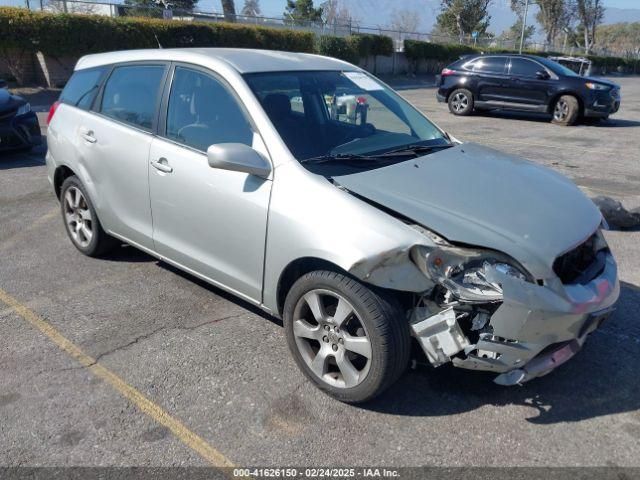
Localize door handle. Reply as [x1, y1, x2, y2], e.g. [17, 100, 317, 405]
[151, 157, 173, 173]
[80, 129, 97, 143]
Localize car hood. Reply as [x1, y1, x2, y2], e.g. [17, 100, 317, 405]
[333, 143, 602, 279]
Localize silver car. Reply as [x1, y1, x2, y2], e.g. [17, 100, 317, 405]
[46, 49, 619, 403]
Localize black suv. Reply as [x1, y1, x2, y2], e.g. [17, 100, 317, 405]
[436, 54, 621, 126]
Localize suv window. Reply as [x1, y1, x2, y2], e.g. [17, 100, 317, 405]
[509, 58, 543, 77]
[60, 67, 108, 110]
[100, 65, 166, 131]
[472, 57, 506, 74]
[165, 67, 253, 152]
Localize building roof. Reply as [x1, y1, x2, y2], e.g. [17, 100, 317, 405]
[75, 48, 358, 73]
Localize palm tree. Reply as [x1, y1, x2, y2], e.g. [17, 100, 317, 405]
[221, 0, 236, 22]
[241, 0, 261, 17]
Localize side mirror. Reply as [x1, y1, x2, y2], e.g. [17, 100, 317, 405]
[535, 70, 550, 80]
[207, 143, 271, 179]
[0, 79, 7, 89]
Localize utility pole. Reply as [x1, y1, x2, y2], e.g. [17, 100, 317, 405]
[518, 0, 530, 54]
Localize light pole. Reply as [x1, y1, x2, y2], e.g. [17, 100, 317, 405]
[518, 0, 530, 54]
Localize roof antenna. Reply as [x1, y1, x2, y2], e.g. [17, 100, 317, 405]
[154, 33, 163, 49]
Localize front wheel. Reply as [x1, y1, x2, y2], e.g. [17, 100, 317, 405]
[448, 88, 474, 116]
[283, 271, 410, 403]
[551, 95, 579, 126]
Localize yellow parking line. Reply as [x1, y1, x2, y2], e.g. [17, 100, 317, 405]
[0, 288, 234, 468]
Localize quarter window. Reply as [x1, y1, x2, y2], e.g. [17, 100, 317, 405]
[100, 65, 166, 131]
[472, 57, 507, 74]
[60, 67, 108, 110]
[165, 67, 253, 151]
[509, 58, 543, 77]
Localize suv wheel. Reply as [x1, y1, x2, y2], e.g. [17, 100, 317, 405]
[283, 270, 410, 403]
[448, 89, 474, 116]
[551, 95, 579, 126]
[60, 176, 118, 257]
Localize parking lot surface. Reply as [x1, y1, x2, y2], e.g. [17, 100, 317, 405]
[1, 77, 639, 468]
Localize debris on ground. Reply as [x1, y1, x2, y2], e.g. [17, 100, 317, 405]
[592, 196, 640, 229]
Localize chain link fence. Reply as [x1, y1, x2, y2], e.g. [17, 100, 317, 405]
[3, 0, 637, 60]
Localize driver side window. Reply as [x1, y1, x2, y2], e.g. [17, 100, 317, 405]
[166, 67, 253, 152]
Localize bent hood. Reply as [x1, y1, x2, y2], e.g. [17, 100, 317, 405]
[334, 143, 602, 279]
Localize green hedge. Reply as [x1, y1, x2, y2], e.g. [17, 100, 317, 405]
[0, 7, 315, 57]
[404, 38, 640, 73]
[316, 33, 394, 64]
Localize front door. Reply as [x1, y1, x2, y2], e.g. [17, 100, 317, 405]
[148, 65, 272, 303]
[504, 57, 553, 107]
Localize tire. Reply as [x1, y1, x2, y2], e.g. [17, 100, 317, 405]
[283, 270, 410, 403]
[60, 175, 118, 257]
[448, 88, 474, 116]
[551, 95, 579, 126]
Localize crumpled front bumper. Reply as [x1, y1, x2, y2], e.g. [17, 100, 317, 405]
[410, 251, 619, 385]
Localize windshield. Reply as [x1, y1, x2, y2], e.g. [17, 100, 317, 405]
[243, 70, 448, 164]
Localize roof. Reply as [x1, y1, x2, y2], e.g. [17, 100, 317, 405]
[75, 48, 359, 73]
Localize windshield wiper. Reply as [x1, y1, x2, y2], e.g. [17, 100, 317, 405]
[300, 153, 399, 165]
[376, 143, 454, 157]
[300, 143, 454, 165]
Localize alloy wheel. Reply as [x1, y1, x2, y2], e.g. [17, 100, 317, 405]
[554, 100, 569, 121]
[292, 289, 372, 389]
[63, 186, 93, 248]
[451, 92, 468, 113]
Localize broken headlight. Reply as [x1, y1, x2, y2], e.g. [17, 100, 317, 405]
[411, 245, 531, 303]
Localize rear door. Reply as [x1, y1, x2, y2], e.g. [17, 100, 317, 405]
[78, 62, 168, 249]
[148, 64, 272, 302]
[504, 57, 553, 107]
[468, 56, 508, 102]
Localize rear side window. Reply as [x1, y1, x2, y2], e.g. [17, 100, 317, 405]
[509, 58, 543, 77]
[60, 67, 107, 110]
[100, 65, 166, 131]
[472, 57, 507, 74]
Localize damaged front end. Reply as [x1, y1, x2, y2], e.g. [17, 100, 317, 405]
[406, 229, 619, 385]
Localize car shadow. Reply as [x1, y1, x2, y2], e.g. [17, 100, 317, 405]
[474, 110, 640, 128]
[96, 243, 640, 425]
[363, 280, 640, 424]
[0, 136, 47, 170]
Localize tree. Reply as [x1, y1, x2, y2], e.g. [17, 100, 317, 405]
[241, 0, 261, 17]
[436, 0, 492, 43]
[498, 20, 534, 48]
[124, 0, 198, 16]
[575, 0, 604, 54]
[284, 0, 323, 23]
[535, 0, 572, 47]
[389, 8, 420, 33]
[597, 22, 640, 58]
[221, 0, 237, 22]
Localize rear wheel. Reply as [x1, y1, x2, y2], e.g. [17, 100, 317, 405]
[283, 270, 410, 403]
[60, 176, 118, 257]
[448, 89, 474, 116]
[551, 95, 579, 126]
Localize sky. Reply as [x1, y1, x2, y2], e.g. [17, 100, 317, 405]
[225, 0, 640, 17]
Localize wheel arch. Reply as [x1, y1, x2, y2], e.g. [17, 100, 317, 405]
[54, 164, 77, 199]
[548, 91, 583, 116]
[276, 257, 350, 317]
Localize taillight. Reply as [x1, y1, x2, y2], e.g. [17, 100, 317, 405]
[441, 68, 455, 76]
[47, 100, 60, 125]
